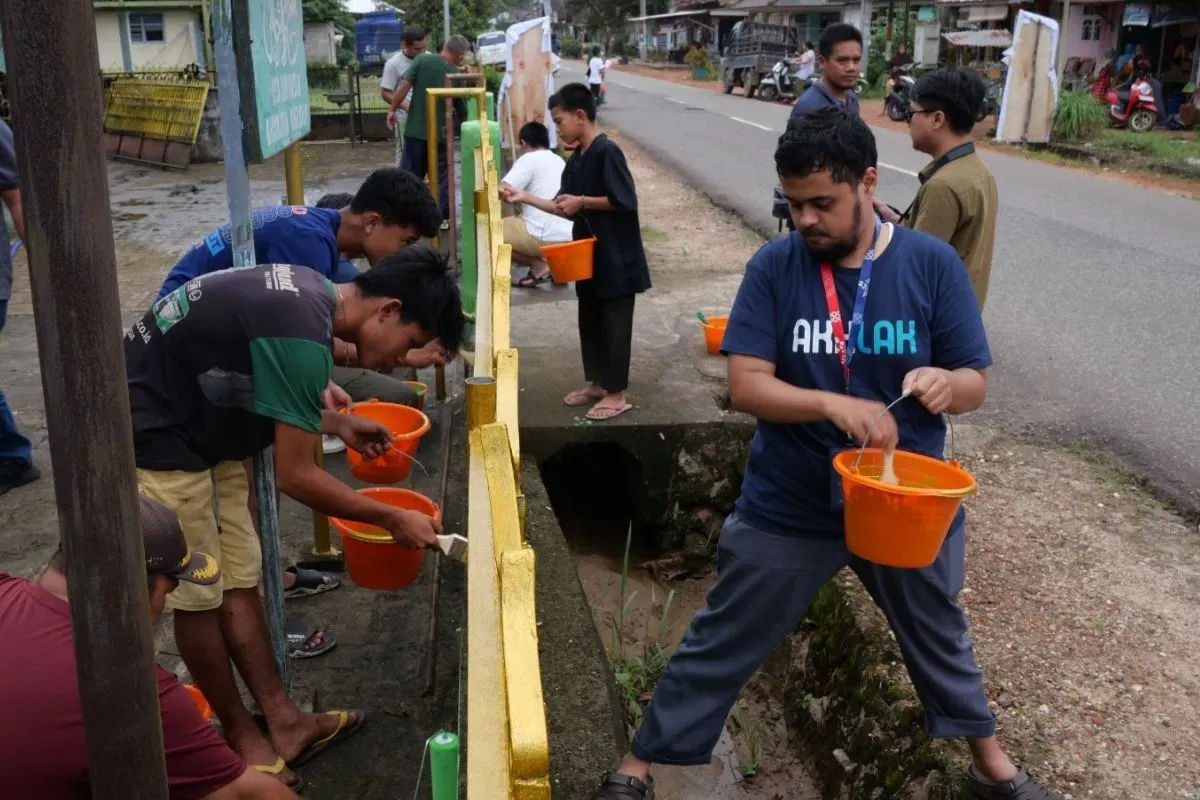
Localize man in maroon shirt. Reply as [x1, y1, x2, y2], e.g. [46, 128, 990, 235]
[0, 496, 299, 799]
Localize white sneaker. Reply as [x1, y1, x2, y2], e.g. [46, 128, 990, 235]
[322, 435, 347, 455]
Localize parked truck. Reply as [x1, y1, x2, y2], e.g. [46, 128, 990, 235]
[720, 21, 797, 98]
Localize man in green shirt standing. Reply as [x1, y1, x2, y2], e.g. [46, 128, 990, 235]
[386, 34, 470, 220]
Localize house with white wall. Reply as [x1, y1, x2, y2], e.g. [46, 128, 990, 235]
[92, 1, 211, 73]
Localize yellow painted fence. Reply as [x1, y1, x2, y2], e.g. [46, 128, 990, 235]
[430, 89, 550, 799]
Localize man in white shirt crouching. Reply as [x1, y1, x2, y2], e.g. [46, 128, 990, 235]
[499, 122, 574, 287]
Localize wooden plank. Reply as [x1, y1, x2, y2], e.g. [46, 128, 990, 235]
[466, 430, 512, 798]
[495, 349, 520, 472]
[513, 779, 552, 800]
[474, 212, 495, 379]
[492, 245, 512, 353]
[501, 548, 551, 790]
[0, 1, 170, 796]
[508, 28, 550, 138]
[998, 16, 1035, 141]
[1025, 21, 1055, 142]
[480, 423, 523, 556]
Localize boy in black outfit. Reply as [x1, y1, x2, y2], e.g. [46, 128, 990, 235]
[502, 83, 650, 421]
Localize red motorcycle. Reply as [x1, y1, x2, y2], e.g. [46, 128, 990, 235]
[1106, 66, 1164, 132]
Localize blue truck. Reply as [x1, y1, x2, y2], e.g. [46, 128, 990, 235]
[356, 11, 405, 70]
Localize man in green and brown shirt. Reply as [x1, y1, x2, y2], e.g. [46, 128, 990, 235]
[125, 247, 463, 788]
[386, 34, 470, 220]
[878, 67, 998, 310]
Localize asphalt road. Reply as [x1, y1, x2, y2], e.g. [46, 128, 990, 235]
[558, 62, 1200, 513]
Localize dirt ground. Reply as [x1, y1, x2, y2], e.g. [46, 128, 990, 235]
[567, 131, 1200, 799]
[609, 63, 1200, 199]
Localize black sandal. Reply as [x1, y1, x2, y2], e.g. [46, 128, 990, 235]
[589, 773, 654, 800]
[286, 617, 337, 660]
[966, 765, 1060, 799]
[513, 270, 552, 288]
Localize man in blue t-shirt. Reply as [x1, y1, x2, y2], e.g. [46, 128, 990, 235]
[790, 23, 863, 119]
[588, 110, 1060, 800]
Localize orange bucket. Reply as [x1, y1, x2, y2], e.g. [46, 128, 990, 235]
[701, 316, 728, 355]
[403, 381, 428, 412]
[330, 487, 441, 590]
[833, 448, 977, 568]
[182, 684, 213, 721]
[344, 401, 431, 484]
[540, 237, 596, 283]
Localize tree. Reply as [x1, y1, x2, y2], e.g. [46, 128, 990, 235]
[564, 0, 670, 48]
[374, 0, 500, 43]
[302, 0, 356, 63]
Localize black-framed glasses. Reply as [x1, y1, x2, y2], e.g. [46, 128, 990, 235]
[904, 108, 938, 124]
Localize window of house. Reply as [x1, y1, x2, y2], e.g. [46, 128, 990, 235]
[129, 12, 165, 44]
[1081, 6, 1103, 42]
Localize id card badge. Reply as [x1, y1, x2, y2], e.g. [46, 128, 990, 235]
[830, 447, 850, 510]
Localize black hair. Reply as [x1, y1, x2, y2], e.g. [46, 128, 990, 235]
[548, 82, 597, 122]
[805, 41, 815, 50]
[354, 245, 465, 353]
[591, 45, 601, 57]
[350, 168, 442, 239]
[403, 26, 426, 45]
[776, 107, 877, 185]
[818, 23, 863, 59]
[518, 121, 551, 150]
[316, 192, 354, 209]
[910, 66, 987, 135]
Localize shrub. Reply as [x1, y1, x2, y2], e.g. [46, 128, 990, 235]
[307, 64, 345, 90]
[560, 35, 583, 59]
[685, 46, 712, 73]
[483, 64, 503, 97]
[1053, 90, 1107, 141]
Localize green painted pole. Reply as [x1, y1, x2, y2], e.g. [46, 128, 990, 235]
[429, 730, 460, 799]
[459, 117, 503, 319]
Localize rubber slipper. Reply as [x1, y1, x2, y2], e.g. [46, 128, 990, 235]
[287, 709, 367, 768]
[585, 402, 633, 421]
[966, 765, 1059, 800]
[284, 567, 341, 600]
[252, 756, 304, 793]
[564, 388, 604, 407]
[513, 271, 552, 288]
[286, 617, 337, 660]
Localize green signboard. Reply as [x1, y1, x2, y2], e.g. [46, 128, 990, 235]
[233, 0, 311, 162]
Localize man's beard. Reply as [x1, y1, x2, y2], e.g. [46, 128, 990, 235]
[802, 197, 862, 263]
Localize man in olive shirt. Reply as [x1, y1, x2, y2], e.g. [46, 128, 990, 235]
[386, 34, 470, 219]
[877, 67, 998, 310]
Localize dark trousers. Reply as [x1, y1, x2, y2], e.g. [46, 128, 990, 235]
[400, 136, 450, 219]
[632, 513, 996, 765]
[0, 299, 31, 466]
[578, 293, 635, 393]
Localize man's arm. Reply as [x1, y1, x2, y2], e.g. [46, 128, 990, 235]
[205, 767, 300, 800]
[0, 122, 24, 240]
[274, 421, 396, 525]
[388, 79, 414, 114]
[1, 188, 24, 241]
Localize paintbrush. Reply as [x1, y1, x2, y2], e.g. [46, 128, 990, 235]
[436, 534, 469, 564]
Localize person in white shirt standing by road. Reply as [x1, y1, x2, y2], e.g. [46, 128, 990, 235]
[587, 46, 606, 103]
[380, 26, 428, 166]
[499, 122, 574, 287]
[796, 40, 816, 81]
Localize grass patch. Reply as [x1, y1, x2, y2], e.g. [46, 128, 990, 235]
[1093, 130, 1200, 165]
[730, 702, 763, 777]
[640, 225, 669, 243]
[1052, 90, 1108, 141]
[608, 524, 677, 732]
[1068, 438, 1145, 489]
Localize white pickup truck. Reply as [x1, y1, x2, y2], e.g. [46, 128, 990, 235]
[477, 31, 506, 67]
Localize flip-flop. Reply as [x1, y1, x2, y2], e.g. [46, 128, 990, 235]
[564, 388, 604, 407]
[287, 709, 367, 768]
[284, 566, 341, 600]
[585, 402, 633, 421]
[286, 617, 337, 660]
[252, 756, 304, 793]
[513, 271, 552, 288]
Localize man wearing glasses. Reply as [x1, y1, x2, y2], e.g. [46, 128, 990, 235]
[876, 67, 998, 311]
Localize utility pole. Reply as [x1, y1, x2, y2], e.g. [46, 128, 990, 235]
[0, 0, 169, 797]
[859, 0, 873, 68]
[640, 0, 648, 60]
[443, 0, 451, 44]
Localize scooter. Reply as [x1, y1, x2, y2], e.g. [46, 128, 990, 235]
[758, 59, 802, 103]
[977, 76, 1003, 121]
[1106, 68, 1164, 132]
[802, 72, 870, 96]
[884, 64, 915, 121]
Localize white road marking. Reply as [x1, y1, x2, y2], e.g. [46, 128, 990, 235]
[666, 97, 687, 105]
[730, 116, 772, 131]
[879, 162, 919, 177]
[611, 80, 635, 89]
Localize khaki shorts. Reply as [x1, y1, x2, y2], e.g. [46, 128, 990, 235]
[138, 462, 262, 612]
[503, 216, 555, 260]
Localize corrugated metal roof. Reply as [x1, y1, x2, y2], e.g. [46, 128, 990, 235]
[726, 0, 834, 9]
[941, 28, 1014, 46]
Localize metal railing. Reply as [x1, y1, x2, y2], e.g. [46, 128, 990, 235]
[428, 87, 549, 799]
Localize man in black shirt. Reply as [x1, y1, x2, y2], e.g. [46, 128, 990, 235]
[502, 83, 651, 421]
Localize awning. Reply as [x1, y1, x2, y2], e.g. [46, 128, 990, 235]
[628, 10, 711, 22]
[942, 28, 1014, 46]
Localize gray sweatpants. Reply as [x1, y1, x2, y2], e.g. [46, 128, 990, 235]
[632, 513, 995, 765]
[332, 365, 418, 407]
